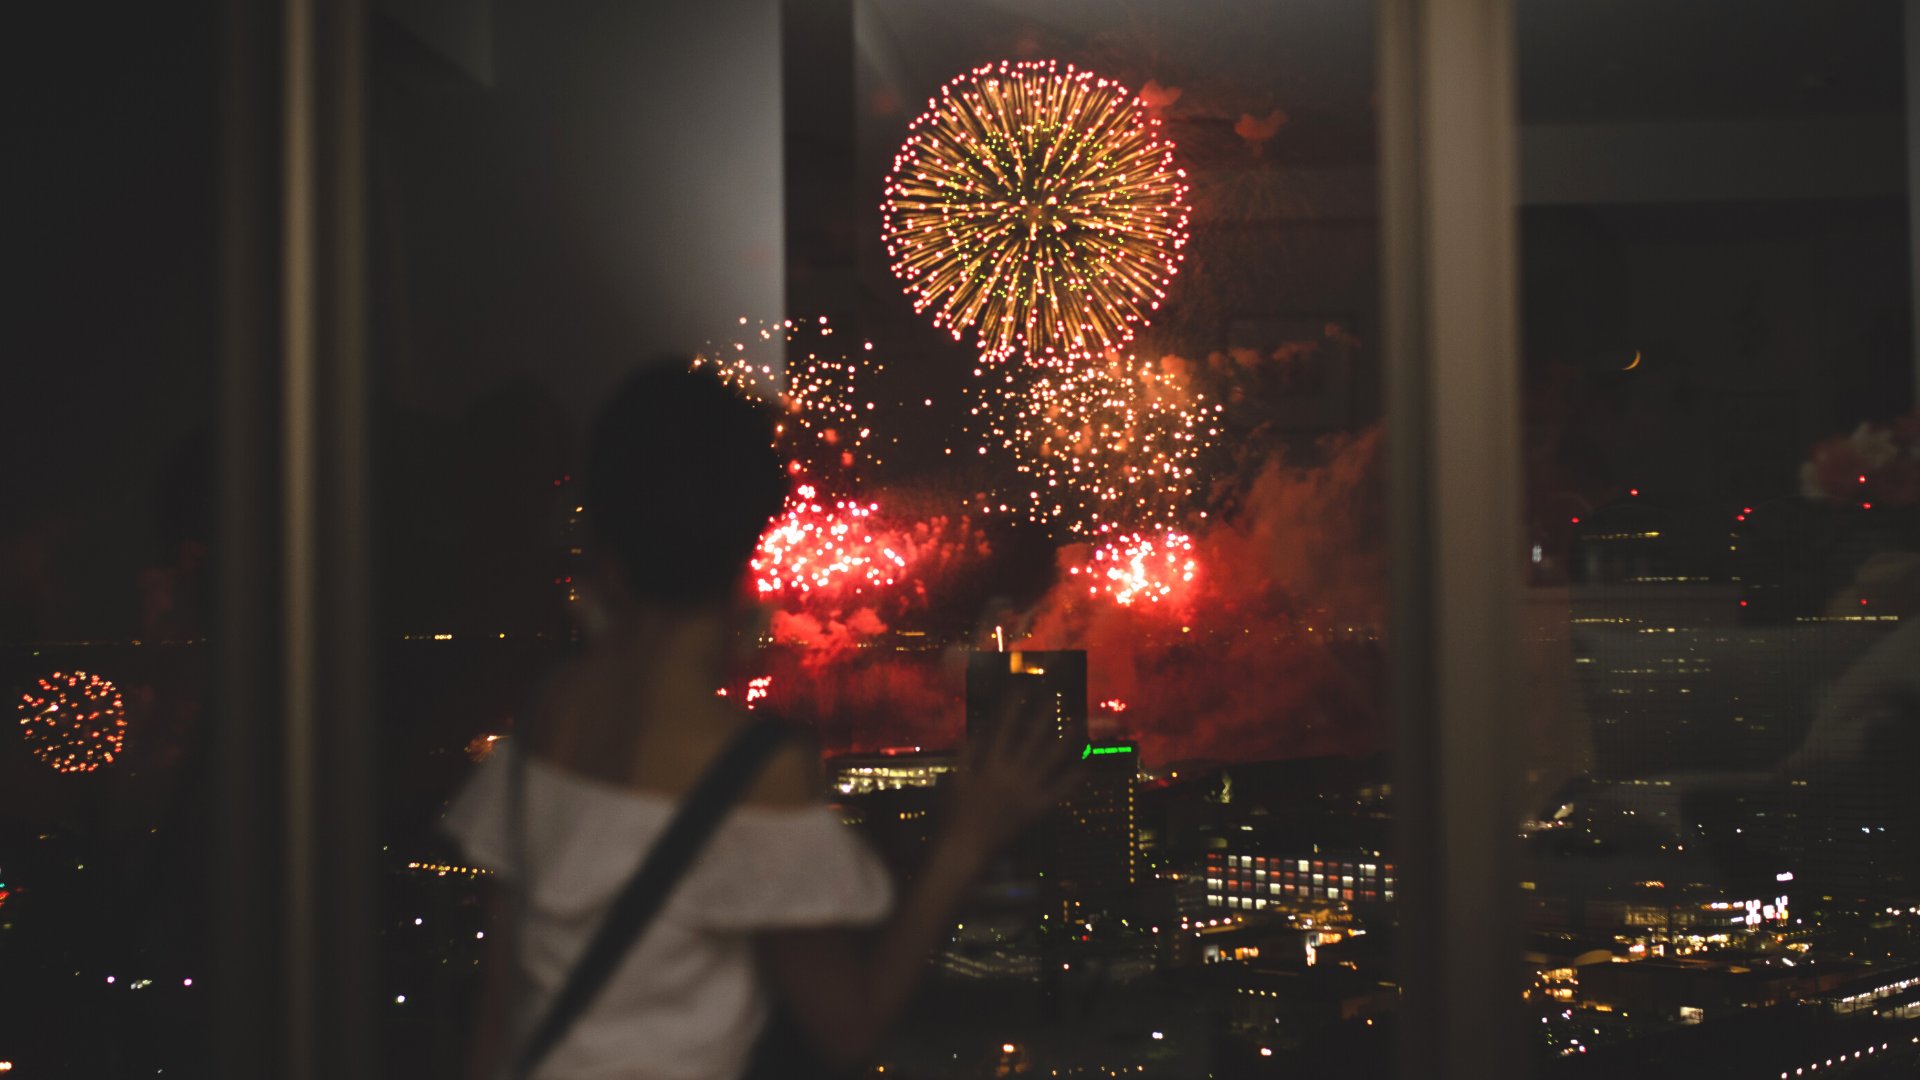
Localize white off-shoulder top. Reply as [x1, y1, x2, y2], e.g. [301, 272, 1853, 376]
[444, 745, 893, 1080]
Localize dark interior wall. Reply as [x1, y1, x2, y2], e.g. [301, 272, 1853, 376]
[372, 0, 786, 419]
[6, 5, 222, 638]
[368, 1, 790, 633]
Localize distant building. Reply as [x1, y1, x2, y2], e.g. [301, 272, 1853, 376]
[1054, 740, 1140, 916]
[1517, 831, 1795, 964]
[836, 784, 942, 882]
[1560, 579, 1902, 900]
[965, 650, 1129, 925]
[826, 747, 956, 796]
[965, 649, 1088, 746]
[1566, 584, 1879, 778]
[1579, 956, 1858, 1022]
[1204, 848, 1396, 911]
[1225, 964, 1398, 1035]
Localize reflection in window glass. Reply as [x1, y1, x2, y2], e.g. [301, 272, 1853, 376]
[1517, 3, 1920, 1075]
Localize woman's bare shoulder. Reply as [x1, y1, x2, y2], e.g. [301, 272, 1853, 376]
[653, 705, 823, 809]
[526, 658, 823, 806]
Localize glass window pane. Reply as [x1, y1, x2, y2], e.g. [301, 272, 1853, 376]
[1517, 3, 1919, 1074]
[369, 1, 1391, 1076]
[4, 8, 222, 1074]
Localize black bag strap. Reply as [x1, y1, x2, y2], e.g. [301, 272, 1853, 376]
[512, 721, 794, 1079]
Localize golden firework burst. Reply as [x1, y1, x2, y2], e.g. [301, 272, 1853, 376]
[882, 60, 1190, 363]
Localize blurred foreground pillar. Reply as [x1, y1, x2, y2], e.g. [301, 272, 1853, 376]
[216, 1, 375, 1078]
[1379, 1, 1529, 1079]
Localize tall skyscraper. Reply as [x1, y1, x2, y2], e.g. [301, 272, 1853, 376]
[1059, 739, 1140, 901]
[966, 649, 1088, 747]
[965, 651, 1139, 925]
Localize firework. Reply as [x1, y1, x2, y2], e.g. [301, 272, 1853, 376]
[752, 484, 908, 597]
[968, 352, 1221, 535]
[17, 671, 126, 774]
[715, 675, 774, 711]
[691, 316, 885, 490]
[692, 319, 919, 604]
[1069, 530, 1197, 606]
[882, 60, 1190, 363]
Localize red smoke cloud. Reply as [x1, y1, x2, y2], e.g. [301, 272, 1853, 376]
[758, 646, 967, 752]
[1019, 425, 1386, 763]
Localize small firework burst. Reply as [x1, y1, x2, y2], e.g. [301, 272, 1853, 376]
[1069, 530, 1197, 606]
[744, 675, 772, 709]
[466, 733, 503, 762]
[882, 60, 1190, 363]
[18, 671, 127, 774]
[716, 675, 774, 711]
[752, 485, 908, 597]
[967, 352, 1221, 536]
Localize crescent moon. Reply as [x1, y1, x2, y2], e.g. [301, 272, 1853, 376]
[1622, 350, 1642, 371]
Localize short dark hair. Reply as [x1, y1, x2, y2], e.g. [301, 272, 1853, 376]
[585, 363, 788, 606]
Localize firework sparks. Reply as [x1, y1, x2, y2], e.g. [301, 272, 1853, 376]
[17, 671, 127, 774]
[691, 316, 884, 488]
[745, 675, 772, 709]
[1069, 530, 1197, 606]
[716, 675, 774, 711]
[752, 485, 908, 597]
[693, 320, 918, 603]
[968, 352, 1221, 535]
[466, 733, 502, 762]
[882, 60, 1190, 363]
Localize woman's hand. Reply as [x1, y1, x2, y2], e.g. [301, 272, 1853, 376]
[760, 706, 1080, 1070]
[944, 697, 1083, 857]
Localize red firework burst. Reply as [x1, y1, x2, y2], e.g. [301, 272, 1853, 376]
[752, 485, 909, 597]
[18, 671, 127, 774]
[1069, 530, 1197, 606]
